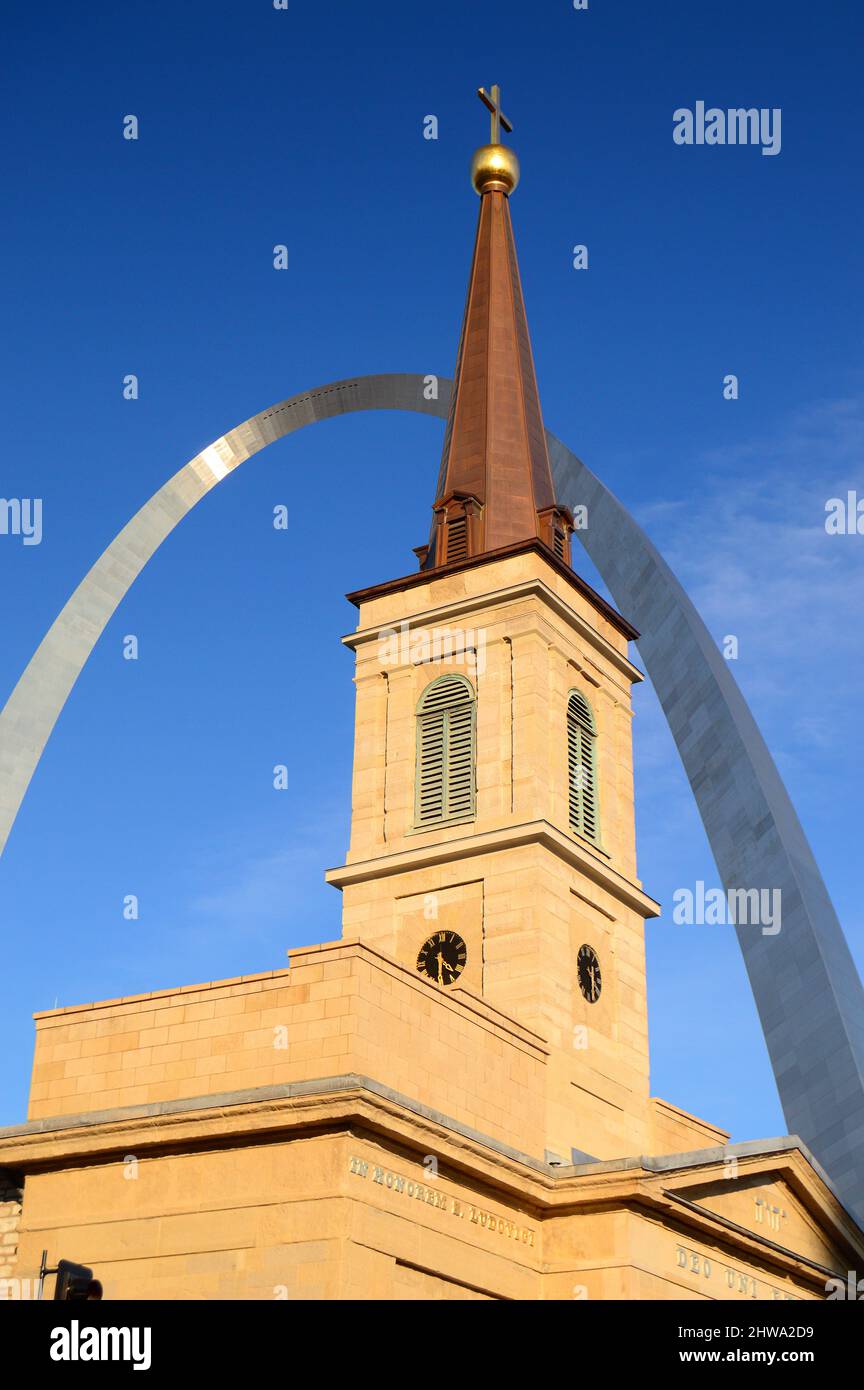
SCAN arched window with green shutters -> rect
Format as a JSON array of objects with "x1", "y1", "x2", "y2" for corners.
[
  {"x1": 568, "y1": 689, "x2": 600, "y2": 844},
  {"x1": 415, "y1": 674, "x2": 476, "y2": 827}
]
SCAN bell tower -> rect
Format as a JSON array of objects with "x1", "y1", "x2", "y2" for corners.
[{"x1": 326, "y1": 88, "x2": 661, "y2": 1160}]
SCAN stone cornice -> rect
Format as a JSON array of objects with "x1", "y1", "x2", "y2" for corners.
[
  {"x1": 342, "y1": 574, "x2": 643, "y2": 685},
  {"x1": 0, "y1": 1074, "x2": 859, "y2": 1282},
  {"x1": 346, "y1": 539, "x2": 640, "y2": 643},
  {"x1": 327, "y1": 818, "x2": 661, "y2": 919}
]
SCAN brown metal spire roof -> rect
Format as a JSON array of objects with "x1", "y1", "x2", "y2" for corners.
[{"x1": 424, "y1": 98, "x2": 573, "y2": 570}]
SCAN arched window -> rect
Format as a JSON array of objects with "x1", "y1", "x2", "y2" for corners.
[
  {"x1": 568, "y1": 690, "x2": 600, "y2": 844},
  {"x1": 415, "y1": 675, "x2": 476, "y2": 826}
]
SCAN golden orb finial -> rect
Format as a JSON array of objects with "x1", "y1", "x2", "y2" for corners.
[
  {"x1": 473, "y1": 85, "x2": 519, "y2": 196},
  {"x1": 471, "y1": 143, "x2": 521, "y2": 195}
]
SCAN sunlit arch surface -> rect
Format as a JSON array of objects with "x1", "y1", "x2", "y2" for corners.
[
  {"x1": 0, "y1": 376, "x2": 443, "y2": 859},
  {"x1": 1, "y1": 371, "x2": 862, "y2": 1224}
]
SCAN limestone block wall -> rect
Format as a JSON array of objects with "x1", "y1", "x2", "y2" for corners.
[
  {"x1": 15, "y1": 1132, "x2": 350, "y2": 1300},
  {"x1": 26, "y1": 941, "x2": 549, "y2": 1159},
  {"x1": 344, "y1": 549, "x2": 642, "y2": 879},
  {"x1": 0, "y1": 1171, "x2": 22, "y2": 1289},
  {"x1": 340, "y1": 839, "x2": 653, "y2": 1159},
  {"x1": 330, "y1": 546, "x2": 657, "y2": 1162},
  {"x1": 649, "y1": 1097, "x2": 729, "y2": 1156},
  {"x1": 11, "y1": 1130, "x2": 545, "y2": 1301},
  {"x1": 8, "y1": 1129, "x2": 843, "y2": 1301},
  {"x1": 24, "y1": 938, "x2": 725, "y2": 1180}
]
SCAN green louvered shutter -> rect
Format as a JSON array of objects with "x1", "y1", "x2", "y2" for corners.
[
  {"x1": 568, "y1": 690, "x2": 600, "y2": 844},
  {"x1": 417, "y1": 707, "x2": 446, "y2": 823},
  {"x1": 446, "y1": 697, "x2": 474, "y2": 818},
  {"x1": 416, "y1": 676, "x2": 476, "y2": 825}
]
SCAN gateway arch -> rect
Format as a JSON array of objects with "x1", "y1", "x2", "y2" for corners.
[{"x1": 1, "y1": 371, "x2": 862, "y2": 1224}]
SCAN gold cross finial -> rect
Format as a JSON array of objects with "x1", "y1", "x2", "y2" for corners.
[{"x1": 477, "y1": 85, "x2": 513, "y2": 145}]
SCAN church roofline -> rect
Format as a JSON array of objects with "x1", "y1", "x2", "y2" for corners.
[
  {"x1": 346, "y1": 536, "x2": 640, "y2": 642},
  {"x1": 560, "y1": 1134, "x2": 835, "y2": 1182},
  {"x1": 2, "y1": 1073, "x2": 859, "y2": 1254},
  {"x1": 0, "y1": 1077, "x2": 836, "y2": 1203}
]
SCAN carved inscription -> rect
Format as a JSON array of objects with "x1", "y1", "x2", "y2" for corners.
[{"x1": 348, "y1": 1155, "x2": 536, "y2": 1248}]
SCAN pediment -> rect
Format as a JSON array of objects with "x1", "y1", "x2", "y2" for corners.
[{"x1": 659, "y1": 1153, "x2": 862, "y2": 1275}]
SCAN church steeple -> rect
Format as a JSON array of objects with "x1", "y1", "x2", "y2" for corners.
[{"x1": 424, "y1": 86, "x2": 574, "y2": 570}]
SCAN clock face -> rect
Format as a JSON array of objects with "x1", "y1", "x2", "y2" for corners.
[
  {"x1": 577, "y1": 944, "x2": 602, "y2": 1003},
  {"x1": 417, "y1": 930, "x2": 467, "y2": 987}
]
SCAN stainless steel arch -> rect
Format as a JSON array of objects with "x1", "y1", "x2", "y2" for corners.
[
  {"x1": 0, "y1": 375, "x2": 443, "y2": 860},
  {"x1": 547, "y1": 433, "x2": 864, "y2": 1228},
  {"x1": 1, "y1": 371, "x2": 862, "y2": 1224}
]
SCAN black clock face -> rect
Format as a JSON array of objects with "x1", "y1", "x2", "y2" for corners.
[
  {"x1": 417, "y1": 931, "x2": 467, "y2": 987},
  {"x1": 577, "y1": 944, "x2": 602, "y2": 1003}
]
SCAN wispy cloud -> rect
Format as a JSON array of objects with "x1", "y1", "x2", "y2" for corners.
[
  {"x1": 632, "y1": 392, "x2": 864, "y2": 776},
  {"x1": 628, "y1": 388, "x2": 864, "y2": 978},
  {"x1": 186, "y1": 803, "x2": 345, "y2": 942}
]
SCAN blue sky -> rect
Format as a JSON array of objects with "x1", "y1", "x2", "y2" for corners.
[{"x1": 1, "y1": 0, "x2": 862, "y2": 1147}]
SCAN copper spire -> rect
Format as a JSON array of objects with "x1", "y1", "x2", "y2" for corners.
[{"x1": 424, "y1": 86, "x2": 573, "y2": 570}]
